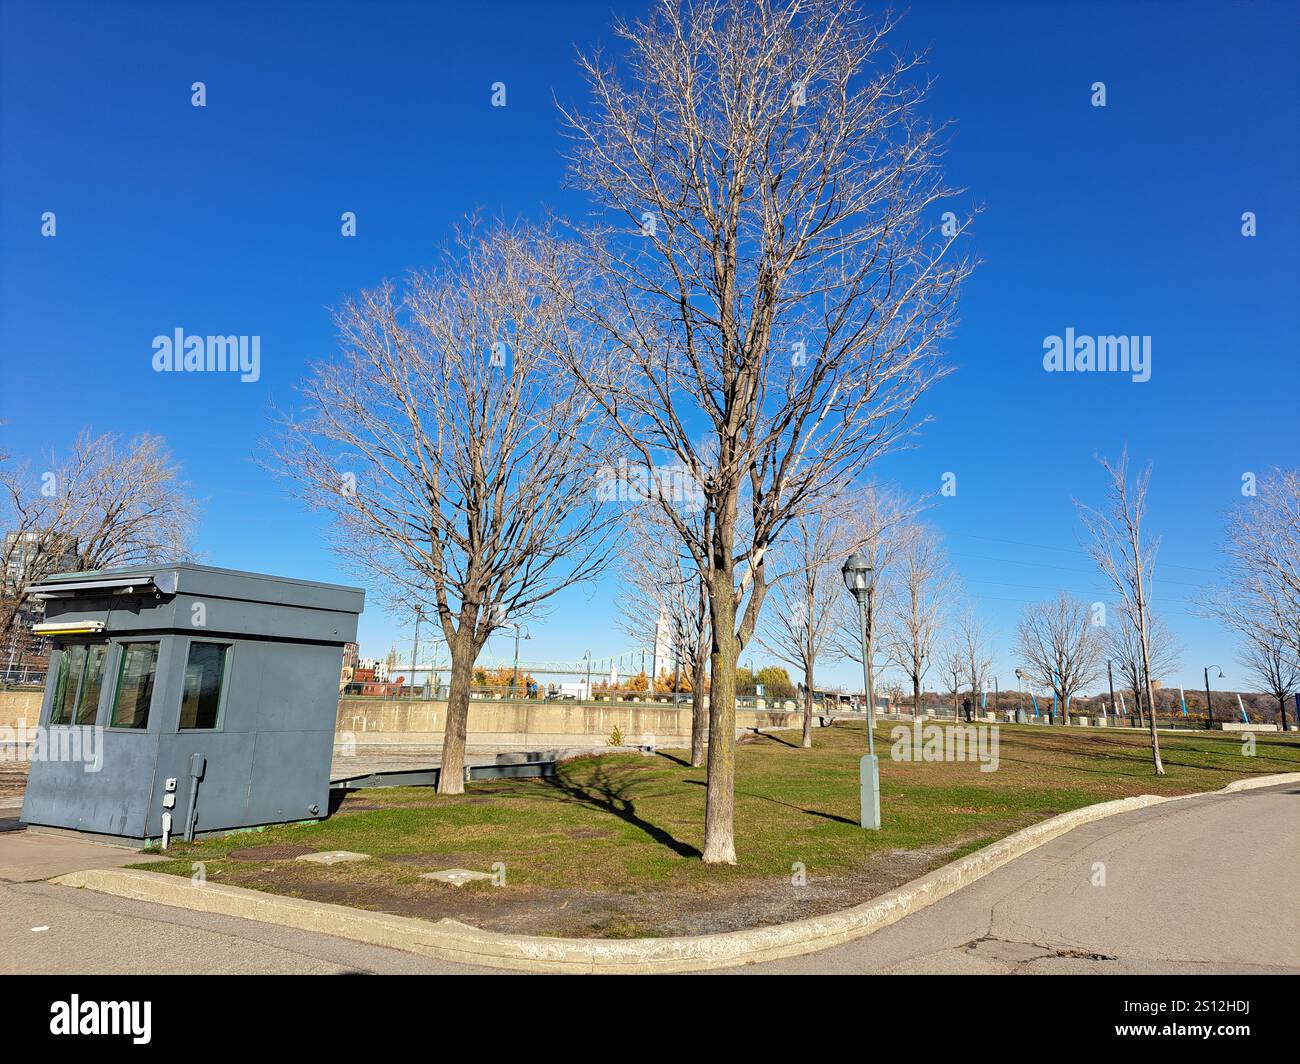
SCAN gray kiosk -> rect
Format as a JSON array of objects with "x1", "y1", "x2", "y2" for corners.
[{"x1": 21, "y1": 563, "x2": 364, "y2": 843}]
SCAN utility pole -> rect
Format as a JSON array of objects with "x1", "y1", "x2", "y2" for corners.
[
  {"x1": 409, "y1": 606, "x2": 422, "y2": 698},
  {"x1": 511, "y1": 625, "x2": 529, "y2": 697}
]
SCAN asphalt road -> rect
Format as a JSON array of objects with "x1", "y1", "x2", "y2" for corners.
[
  {"x1": 2, "y1": 783, "x2": 1295, "y2": 975},
  {"x1": 733, "y1": 781, "x2": 1300, "y2": 974}
]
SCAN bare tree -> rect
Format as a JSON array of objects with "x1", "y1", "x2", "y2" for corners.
[
  {"x1": 1076, "y1": 450, "x2": 1165, "y2": 773},
  {"x1": 1237, "y1": 632, "x2": 1299, "y2": 732},
  {"x1": 617, "y1": 507, "x2": 712, "y2": 765},
  {"x1": 1, "y1": 429, "x2": 196, "y2": 642},
  {"x1": 939, "y1": 640, "x2": 964, "y2": 718},
  {"x1": 552, "y1": 0, "x2": 974, "y2": 862},
  {"x1": 271, "y1": 222, "x2": 615, "y2": 794},
  {"x1": 1208, "y1": 468, "x2": 1300, "y2": 693},
  {"x1": 830, "y1": 485, "x2": 912, "y2": 723},
  {"x1": 755, "y1": 493, "x2": 871, "y2": 748},
  {"x1": 884, "y1": 523, "x2": 952, "y2": 721},
  {"x1": 1100, "y1": 603, "x2": 1180, "y2": 727},
  {"x1": 958, "y1": 611, "x2": 994, "y2": 720},
  {"x1": 1014, "y1": 592, "x2": 1102, "y2": 725}
]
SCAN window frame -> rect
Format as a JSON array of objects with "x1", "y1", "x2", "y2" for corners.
[
  {"x1": 45, "y1": 641, "x2": 110, "y2": 727},
  {"x1": 106, "y1": 639, "x2": 163, "y2": 731},
  {"x1": 176, "y1": 638, "x2": 233, "y2": 733}
]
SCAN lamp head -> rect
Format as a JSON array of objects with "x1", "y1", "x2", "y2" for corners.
[{"x1": 841, "y1": 553, "x2": 873, "y2": 599}]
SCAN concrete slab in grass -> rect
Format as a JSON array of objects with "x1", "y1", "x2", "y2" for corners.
[
  {"x1": 295, "y1": 851, "x2": 370, "y2": 865},
  {"x1": 421, "y1": 868, "x2": 492, "y2": 887}
]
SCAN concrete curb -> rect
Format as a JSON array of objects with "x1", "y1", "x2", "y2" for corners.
[{"x1": 50, "y1": 772, "x2": 1300, "y2": 974}]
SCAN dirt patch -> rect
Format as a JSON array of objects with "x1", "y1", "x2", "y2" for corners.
[
  {"x1": 226, "y1": 844, "x2": 317, "y2": 861},
  {"x1": 386, "y1": 852, "x2": 486, "y2": 868},
  {"x1": 206, "y1": 839, "x2": 966, "y2": 938}
]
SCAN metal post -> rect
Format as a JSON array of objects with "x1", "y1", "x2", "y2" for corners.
[
  {"x1": 864, "y1": 583, "x2": 877, "y2": 734},
  {"x1": 1204, "y1": 667, "x2": 1214, "y2": 730},
  {"x1": 584, "y1": 651, "x2": 592, "y2": 701},
  {"x1": 1107, "y1": 660, "x2": 1117, "y2": 721},
  {"x1": 857, "y1": 590, "x2": 879, "y2": 830}
]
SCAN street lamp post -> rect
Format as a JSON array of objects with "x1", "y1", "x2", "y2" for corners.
[
  {"x1": 1014, "y1": 668, "x2": 1026, "y2": 724},
  {"x1": 1203, "y1": 665, "x2": 1222, "y2": 730},
  {"x1": 842, "y1": 553, "x2": 879, "y2": 831},
  {"x1": 584, "y1": 650, "x2": 592, "y2": 702}
]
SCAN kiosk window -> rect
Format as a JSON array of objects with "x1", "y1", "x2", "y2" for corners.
[
  {"x1": 109, "y1": 643, "x2": 160, "y2": 729},
  {"x1": 49, "y1": 643, "x2": 108, "y2": 726},
  {"x1": 180, "y1": 642, "x2": 228, "y2": 729}
]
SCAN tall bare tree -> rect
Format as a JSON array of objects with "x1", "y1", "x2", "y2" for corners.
[
  {"x1": 1237, "y1": 632, "x2": 1299, "y2": 732},
  {"x1": 271, "y1": 222, "x2": 615, "y2": 794},
  {"x1": 1076, "y1": 450, "x2": 1165, "y2": 772},
  {"x1": 1014, "y1": 592, "x2": 1102, "y2": 724},
  {"x1": 1207, "y1": 468, "x2": 1300, "y2": 706},
  {"x1": 884, "y1": 523, "x2": 952, "y2": 721},
  {"x1": 552, "y1": 0, "x2": 974, "y2": 861},
  {"x1": 1, "y1": 429, "x2": 196, "y2": 642},
  {"x1": 617, "y1": 507, "x2": 712, "y2": 765},
  {"x1": 1100, "y1": 603, "x2": 1180, "y2": 727}
]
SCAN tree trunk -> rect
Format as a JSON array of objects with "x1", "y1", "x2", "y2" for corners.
[
  {"x1": 690, "y1": 655, "x2": 708, "y2": 767},
  {"x1": 1279, "y1": 695, "x2": 1290, "y2": 733},
  {"x1": 802, "y1": 658, "x2": 814, "y2": 748},
  {"x1": 912, "y1": 675, "x2": 922, "y2": 721},
  {"x1": 702, "y1": 568, "x2": 737, "y2": 864},
  {"x1": 436, "y1": 626, "x2": 475, "y2": 795},
  {"x1": 1137, "y1": 620, "x2": 1165, "y2": 775}
]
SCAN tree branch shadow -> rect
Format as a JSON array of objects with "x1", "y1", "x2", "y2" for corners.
[{"x1": 543, "y1": 762, "x2": 701, "y2": 858}]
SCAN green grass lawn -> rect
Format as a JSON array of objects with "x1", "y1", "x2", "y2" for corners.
[{"x1": 137, "y1": 722, "x2": 1300, "y2": 937}]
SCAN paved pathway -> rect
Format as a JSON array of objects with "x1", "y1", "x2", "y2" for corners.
[{"x1": 732, "y1": 782, "x2": 1299, "y2": 974}]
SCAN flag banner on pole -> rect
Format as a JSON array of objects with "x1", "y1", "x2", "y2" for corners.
[
  {"x1": 1030, "y1": 691, "x2": 1040, "y2": 717},
  {"x1": 1179, "y1": 685, "x2": 1188, "y2": 716},
  {"x1": 1052, "y1": 690, "x2": 1058, "y2": 722},
  {"x1": 980, "y1": 685, "x2": 986, "y2": 710},
  {"x1": 1237, "y1": 693, "x2": 1248, "y2": 723},
  {"x1": 1118, "y1": 691, "x2": 1127, "y2": 716}
]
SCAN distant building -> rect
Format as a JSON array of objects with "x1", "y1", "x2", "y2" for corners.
[
  {"x1": 357, "y1": 656, "x2": 388, "y2": 682},
  {"x1": 2, "y1": 530, "x2": 78, "y2": 677},
  {"x1": 339, "y1": 641, "x2": 360, "y2": 689}
]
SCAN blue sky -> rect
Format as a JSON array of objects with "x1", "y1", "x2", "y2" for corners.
[{"x1": 2, "y1": 0, "x2": 1296, "y2": 693}]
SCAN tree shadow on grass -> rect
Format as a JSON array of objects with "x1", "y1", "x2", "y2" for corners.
[
  {"x1": 654, "y1": 750, "x2": 692, "y2": 768},
  {"x1": 681, "y1": 779, "x2": 857, "y2": 826},
  {"x1": 747, "y1": 731, "x2": 800, "y2": 749},
  {"x1": 543, "y1": 762, "x2": 701, "y2": 858}
]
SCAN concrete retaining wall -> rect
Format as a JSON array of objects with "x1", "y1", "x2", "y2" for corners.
[
  {"x1": 336, "y1": 696, "x2": 803, "y2": 749},
  {"x1": 0, "y1": 690, "x2": 42, "y2": 729}
]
